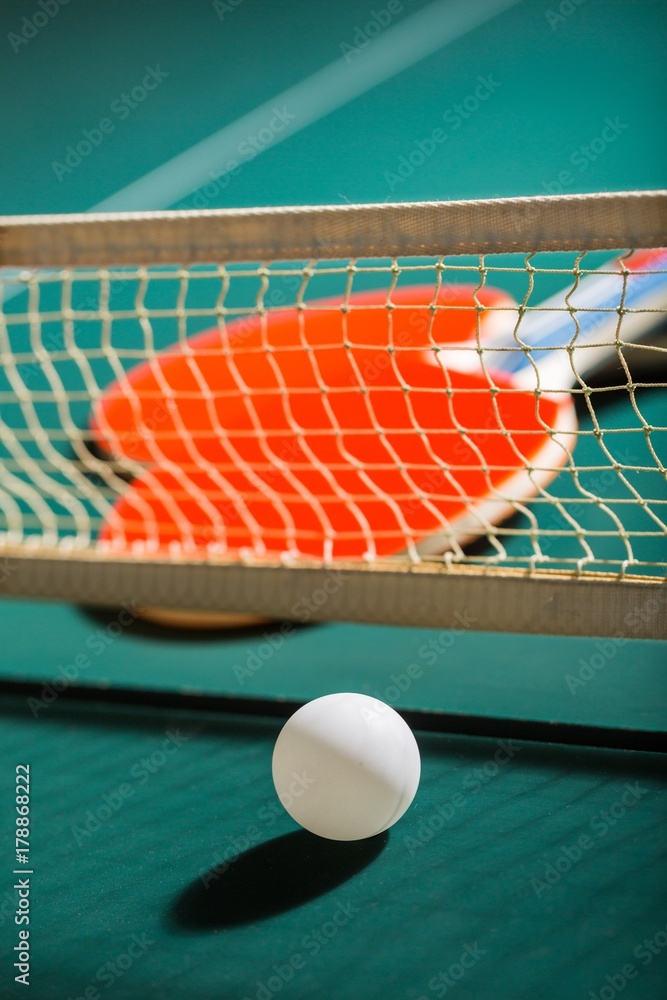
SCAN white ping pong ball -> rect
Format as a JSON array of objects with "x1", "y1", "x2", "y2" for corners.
[{"x1": 272, "y1": 692, "x2": 421, "y2": 841}]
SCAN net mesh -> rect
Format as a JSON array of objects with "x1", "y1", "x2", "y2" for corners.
[{"x1": 1, "y1": 244, "x2": 665, "y2": 579}]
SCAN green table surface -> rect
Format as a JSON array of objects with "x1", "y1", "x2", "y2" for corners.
[
  {"x1": 0, "y1": 0, "x2": 665, "y2": 997},
  {"x1": 1, "y1": 695, "x2": 666, "y2": 1000}
]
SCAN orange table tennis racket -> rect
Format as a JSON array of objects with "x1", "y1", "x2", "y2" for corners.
[
  {"x1": 92, "y1": 283, "x2": 522, "y2": 560},
  {"x1": 91, "y1": 259, "x2": 666, "y2": 562}
]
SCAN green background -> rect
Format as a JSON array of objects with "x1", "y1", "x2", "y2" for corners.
[{"x1": 0, "y1": 0, "x2": 665, "y2": 997}]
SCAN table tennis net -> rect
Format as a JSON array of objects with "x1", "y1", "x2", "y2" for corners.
[{"x1": 0, "y1": 193, "x2": 665, "y2": 636}]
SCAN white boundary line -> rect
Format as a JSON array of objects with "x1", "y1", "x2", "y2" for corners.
[{"x1": 92, "y1": 0, "x2": 520, "y2": 212}]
